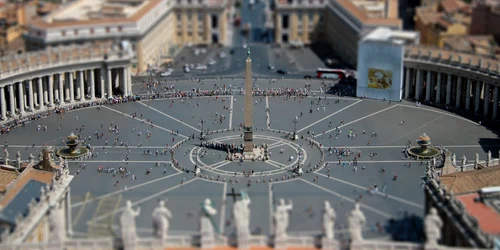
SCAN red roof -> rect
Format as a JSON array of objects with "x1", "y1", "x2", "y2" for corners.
[{"x1": 456, "y1": 193, "x2": 500, "y2": 235}]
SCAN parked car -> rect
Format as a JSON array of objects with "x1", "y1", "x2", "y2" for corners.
[
  {"x1": 268, "y1": 65, "x2": 275, "y2": 70},
  {"x1": 276, "y1": 69, "x2": 287, "y2": 75}
]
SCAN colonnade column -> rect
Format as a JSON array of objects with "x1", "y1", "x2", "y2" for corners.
[
  {"x1": 425, "y1": 71, "x2": 431, "y2": 101},
  {"x1": 0, "y1": 87, "x2": 6, "y2": 119},
  {"x1": 90, "y1": 69, "x2": 96, "y2": 100},
  {"x1": 415, "y1": 70, "x2": 422, "y2": 100},
  {"x1": 100, "y1": 70, "x2": 105, "y2": 99},
  {"x1": 8, "y1": 85, "x2": 15, "y2": 115},
  {"x1": 38, "y1": 78, "x2": 44, "y2": 109},
  {"x1": 127, "y1": 66, "x2": 132, "y2": 95},
  {"x1": 492, "y1": 86, "x2": 499, "y2": 120},
  {"x1": 107, "y1": 69, "x2": 113, "y2": 98},
  {"x1": 491, "y1": 86, "x2": 498, "y2": 120},
  {"x1": 474, "y1": 81, "x2": 481, "y2": 113},
  {"x1": 28, "y1": 80, "x2": 34, "y2": 111},
  {"x1": 122, "y1": 67, "x2": 129, "y2": 97},
  {"x1": 465, "y1": 79, "x2": 471, "y2": 110},
  {"x1": 484, "y1": 84, "x2": 490, "y2": 116},
  {"x1": 455, "y1": 77, "x2": 462, "y2": 108},
  {"x1": 404, "y1": 67, "x2": 410, "y2": 99},
  {"x1": 436, "y1": 72, "x2": 441, "y2": 104},
  {"x1": 18, "y1": 82, "x2": 25, "y2": 114},
  {"x1": 58, "y1": 74, "x2": 64, "y2": 104},
  {"x1": 445, "y1": 74, "x2": 452, "y2": 105},
  {"x1": 79, "y1": 71, "x2": 85, "y2": 100},
  {"x1": 69, "y1": 72, "x2": 75, "y2": 103},
  {"x1": 48, "y1": 75, "x2": 54, "y2": 106}
]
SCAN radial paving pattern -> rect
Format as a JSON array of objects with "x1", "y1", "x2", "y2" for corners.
[{"x1": 2, "y1": 79, "x2": 498, "y2": 240}]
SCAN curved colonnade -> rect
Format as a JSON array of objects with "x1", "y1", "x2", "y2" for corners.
[
  {"x1": 0, "y1": 43, "x2": 131, "y2": 122},
  {"x1": 403, "y1": 45, "x2": 500, "y2": 121},
  {"x1": 1, "y1": 44, "x2": 499, "y2": 125}
]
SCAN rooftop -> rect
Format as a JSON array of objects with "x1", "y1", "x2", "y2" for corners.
[
  {"x1": 442, "y1": 35, "x2": 498, "y2": 57},
  {"x1": 0, "y1": 168, "x2": 19, "y2": 194},
  {"x1": 456, "y1": 192, "x2": 500, "y2": 235},
  {"x1": 361, "y1": 27, "x2": 419, "y2": 45},
  {"x1": 276, "y1": 0, "x2": 401, "y2": 27},
  {"x1": 47, "y1": 0, "x2": 147, "y2": 22},
  {"x1": 0, "y1": 166, "x2": 55, "y2": 208},
  {"x1": 439, "y1": 164, "x2": 500, "y2": 195}
]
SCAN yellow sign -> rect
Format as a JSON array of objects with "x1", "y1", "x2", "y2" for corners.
[{"x1": 368, "y1": 68, "x2": 392, "y2": 89}]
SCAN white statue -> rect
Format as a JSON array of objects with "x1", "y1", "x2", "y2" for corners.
[
  {"x1": 120, "y1": 200, "x2": 141, "y2": 249},
  {"x1": 451, "y1": 153, "x2": 456, "y2": 166},
  {"x1": 475, "y1": 153, "x2": 479, "y2": 164},
  {"x1": 487, "y1": 151, "x2": 492, "y2": 164},
  {"x1": 424, "y1": 207, "x2": 443, "y2": 246},
  {"x1": 16, "y1": 151, "x2": 21, "y2": 168},
  {"x1": 273, "y1": 198, "x2": 293, "y2": 238},
  {"x1": 461, "y1": 155, "x2": 466, "y2": 167},
  {"x1": 347, "y1": 203, "x2": 366, "y2": 242},
  {"x1": 3, "y1": 148, "x2": 9, "y2": 165},
  {"x1": 48, "y1": 201, "x2": 66, "y2": 241},
  {"x1": 200, "y1": 198, "x2": 218, "y2": 238},
  {"x1": 233, "y1": 191, "x2": 251, "y2": 238},
  {"x1": 432, "y1": 157, "x2": 436, "y2": 168},
  {"x1": 322, "y1": 201, "x2": 336, "y2": 240},
  {"x1": 152, "y1": 199, "x2": 172, "y2": 241},
  {"x1": 29, "y1": 153, "x2": 34, "y2": 164}
]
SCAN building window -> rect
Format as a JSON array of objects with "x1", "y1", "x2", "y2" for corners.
[
  {"x1": 188, "y1": 31, "x2": 193, "y2": 36},
  {"x1": 177, "y1": 13, "x2": 182, "y2": 21},
  {"x1": 177, "y1": 31, "x2": 182, "y2": 37},
  {"x1": 309, "y1": 13, "x2": 314, "y2": 23},
  {"x1": 282, "y1": 15, "x2": 289, "y2": 29},
  {"x1": 106, "y1": 27, "x2": 110, "y2": 33},
  {"x1": 118, "y1": 26, "x2": 123, "y2": 32},
  {"x1": 211, "y1": 15, "x2": 218, "y2": 28},
  {"x1": 37, "y1": 31, "x2": 42, "y2": 36},
  {"x1": 90, "y1": 28, "x2": 94, "y2": 34},
  {"x1": 61, "y1": 30, "x2": 66, "y2": 36},
  {"x1": 74, "y1": 29, "x2": 78, "y2": 35},
  {"x1": 198, "y1": 13, "x2": 204, "y2": 23},
  {"x1": 198, "y1": 0, "x2": 203, "y2": 3}
]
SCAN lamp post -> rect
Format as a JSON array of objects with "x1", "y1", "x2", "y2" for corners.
[
  {"x1": 199, "y1": 117, "x2": 206, "y2": 138},
  {"x1": 292, "y1": 116, "x2": 299, "y2": 140}
]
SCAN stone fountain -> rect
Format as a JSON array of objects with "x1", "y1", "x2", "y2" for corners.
[
  {"x1": 407, "y1": 133, "x2": 441, "y2": 159},
  {"x1": 56, "y1": 133, "x2": 89, "y2": 159}
]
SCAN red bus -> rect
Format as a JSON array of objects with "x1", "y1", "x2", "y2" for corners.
[{"x1": 316, "y1": 68, "x2": 346, "y2": 79}]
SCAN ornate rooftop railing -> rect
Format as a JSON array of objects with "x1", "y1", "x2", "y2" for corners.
[{"x1": 0, "y1": 43, "x2": 131, "y2": 80}]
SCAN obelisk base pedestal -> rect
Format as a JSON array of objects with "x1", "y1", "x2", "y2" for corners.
[{"x1": 240, "y1": 148, "x2": 265, "y2": 161}]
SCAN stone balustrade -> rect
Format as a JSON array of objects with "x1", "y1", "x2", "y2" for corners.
[{"x1": 0, "y1": 43, "x2": 129, "y2": 80}]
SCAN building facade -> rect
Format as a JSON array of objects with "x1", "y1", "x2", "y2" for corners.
[
  {"x1": 23, "y1": 0, "x2": 229, "y2": 73},
  {"x1": 356, "y1": 28, "x2": 419, "y2": 101},
  {"x1": 470, "y1": 0, "x2": 500, "y2": 44},
  {"x1": 274, "y1": 0, "x2": 402, "y2": 67}
]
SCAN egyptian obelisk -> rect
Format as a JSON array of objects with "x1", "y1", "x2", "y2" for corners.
[{"x1": 243, "y1": 48, "x2": 253, "y2": 153}]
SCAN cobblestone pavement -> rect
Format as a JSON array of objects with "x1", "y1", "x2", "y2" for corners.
[{"x1": 3, "y1": 79, "x2": 498, "y2": 240}]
